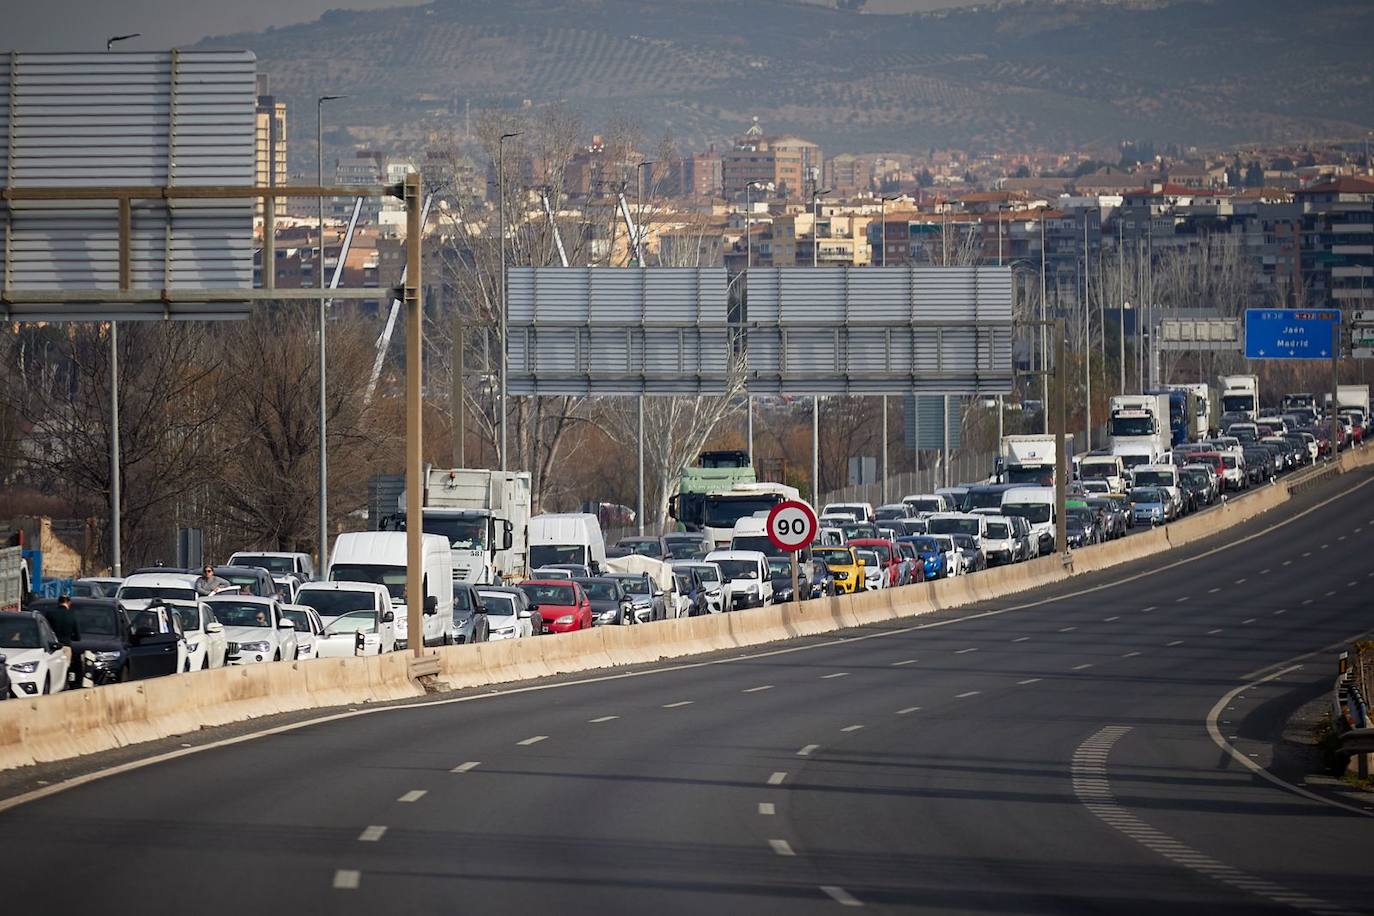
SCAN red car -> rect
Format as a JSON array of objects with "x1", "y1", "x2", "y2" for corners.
[
  {"x1": 517, "y1": 580, "x2": 593, "y2": 633},
  {"x1": 849, "y1": 538, "x2": 902, "y2": 587}
]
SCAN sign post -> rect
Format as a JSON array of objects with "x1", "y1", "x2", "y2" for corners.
[{"x1": 766, "y1": 500, "x2": 819, "y2": 608}]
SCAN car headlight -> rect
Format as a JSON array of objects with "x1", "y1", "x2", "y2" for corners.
[
  {"x1": 495, "y1": 626, "x2": 516, "y2": 636},
  {"x1": 556, "y1": 615, "x2": 574, "y2": 625},
  {"x1": 185, "y1": 642, "x2": 200, "y2": 654},
  {"x1": 10, "y1": 661, "x2": 39, "y2": 674},
  {"x1": 597, "y1": 610, "x2": 618, "y2": 622},
  {"x1": 239, "y1": 641, "x2": 271, "y2": 654},
  {"x1": 833, "y1": 571, "x2": 847, "y2": 580}
]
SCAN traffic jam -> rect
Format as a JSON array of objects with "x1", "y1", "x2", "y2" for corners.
[{"x1": 1, "y1": 379, "x2": 1366, "y2": 698}]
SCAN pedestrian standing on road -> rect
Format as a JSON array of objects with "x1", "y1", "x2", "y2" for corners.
[{"x1": 194, "y1": 565, "x2": 229, "y2": 596}]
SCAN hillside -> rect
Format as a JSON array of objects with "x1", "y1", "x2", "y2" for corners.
[{"x1": 197, "y1": 0, "x2": 1374, "y2": 157}]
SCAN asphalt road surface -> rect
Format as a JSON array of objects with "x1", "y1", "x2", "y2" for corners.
[{"x1": 4, "y1": 470, "x2": 1374, "y2": 915}]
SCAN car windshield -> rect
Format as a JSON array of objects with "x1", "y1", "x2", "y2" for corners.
[
  {"x1": 1222, "y1": 455, "x2": 1238, "y2": 468},
  {"x1": 479, "y1": 594, "x2": 516, "y2": 616},
  {"x1": 704, "y1": 497, "x2": 779, "y2": 528},
  {"x1": 1133, "y1": 471, "x2": 1174, "y2": 488},
  {"x1": 620, "y1": 540, "x2": 662, "y2": 557},
  {"x1": 665, "y1": 541, "x2": 702, "y2": 559},
  {"x1": 577, "y1": 581, "x2": 621, "y2": 601},
  {"x1": 732, "y1": 535, "x2": 786, "y2": 557},
  {"x1": 616, "y1": 577, "x2": 651, "y2": 596},
  {"x1": 1181, "y1": 471, "x2": 1208, "y2": 486},
  {"x1": 855, "y1": 549, "x2": 879, "y2": 566},
  {"x1": 330, "y1": 564, "x2": 406, "y2": 601},
  {"x1": 953, "y1": 534, "x2": 977, "y2": 550},
  {"x1": 73, "y1": 606, "x2": 119, "y2": 637},
  {"x1": 231, "y1": 555, "x2": 294, "y2": 573},
  {"x1": 1002, "y1": 502, "x2": 1051, "y2": 524},
  {"x1": 0, "y1": 617, "x2": 42, "y2": 648},
  {"x1": 863, "y1": 544, "x2": 892, "y2": 563},
  {"x1": 1080, "y1": 463, "x2": 1117, "y2": 480},
  {"x1": 814, "y1": 548, "x2": 855, "y2": 565},
  {"x1": 905, "y1": 498, "x2": 943, "y2": 514},
  {"x1": 220, "y1": 573, "x2": 262, "y2": 589},
  {"x1": 71, "y1": 581, "x2": 114, "y2": 598},
  {"x1": 714, "y1": 560, "x2": 760, "y2": 580},
  {"x1": 296, "y1": 590, "x2": 376, "y2": 616},
  {"x1": 519, "y1": 583, "x2": 576, "y2": 605},
  {"x1": 1067, "y1": 509, "x2": 1095, "y2": 523},
  {"x1": 907, "y1": 537, "x2": 941, "y2": 553},
  {"x1": 766, "y1": 558, "x2": 793, "y2": 577},
  {"x1": 208, "y1": 602, "x2": 273, "y2": 627},
  {"x1": 962, "y1": 489, "x2": 1009, "y2": 510},
  {"x1": 118, "y1": 586, "x2": 196, "y2": 602},
  {"x1": 875, "y1": 507, "x2": 907, "y2": 520},
  {"x1": 421, "y1": 515, "x2": 487, "y2": 550},
  {"x1": 840, "y1": 522, "x2": 878, "y2": 540},
  {"x1": 985, "y1": 521, "x2": 1011, "y2": 538},
  {"x1": 169, "y1": 604, "x2": 200, "y2": 632},
  {"x1": 691, "y1": 565, "x2": 721, "y2": 584},
  {"x1": 529, "y1": 545, "x2": 585, "y2": 568},
  {"x1": 927, "y1": 517, "x2": 981, "y2": 536},
  {"x1": 322, "y1": 611, "x2": 376, "y2": 636},
  {"x1": 1129, "y1": 488, "x2": 1162, "y2": 504},
  {"x1": 282, "y1": 609, "x2": 311, "y2": 631}
]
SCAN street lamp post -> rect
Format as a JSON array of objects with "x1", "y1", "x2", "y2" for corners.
[
  {"x1": 497, "y1": 131, "x2": 521, "y2": 472},
  {"x1": 744, "y1": 180, "x2": 766, "y2": 462},
  {"x1": 316, "y1": 94, "x2": 344, "y2": 572},
  {"x1": 810, "y1": 187, "x2": 830, "y2": 505},
  {"x1": 878, "y1": 195, "x2": 899, "y2": 505},
  {"x1": 635, "y1": 160, "x2": 654, "y2": 535}
]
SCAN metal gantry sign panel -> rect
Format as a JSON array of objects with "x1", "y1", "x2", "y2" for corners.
[
  {"x1": 1, "y1": 51, "x2": 257, "y2": 320},
  {"x1": 1157, "y1": 317, "x2": 1241, "y2": 351},
  {"x1": 507, "y1": 267, "x2": 733, "y2": 395},
  {"x1": 745, "y1": 267, "x2": 1014, "y2": 396},
  {"x1": 1244, "y1": 308, "x2": 1340, "y2": 360}
]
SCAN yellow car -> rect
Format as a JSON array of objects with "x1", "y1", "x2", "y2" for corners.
[{"x1": 814, "y1": 546, "x2": 863, "y2": 595}]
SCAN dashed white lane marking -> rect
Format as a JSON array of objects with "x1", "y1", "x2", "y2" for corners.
[
  {"x1": 1274, "y1": 609, "x2": 1287, "y2": 615},
  {"x1": 797, "y1": 744, "x2": 820, "y2": 757},
  {"x1": 1321, "y1": 544, "x2": 1330, "y2": 550},
  {"x1": 358, "y1": 825, "x2": 387, "y2": 842},
  {"x1": 333, "y1": 869, "x2": 361, "y2": 890},
  {"x1": 1302, "y1": 551, "x2": 1312, "y2": 557},
  {"x1": 1234, "y1": 578, "x2": 1247, "y2": 585},
  {"x1": 1260, "y1": 568, "x2": 1271, "y2": 575},
  {"x1": 1303, "y1": 598, "x2": 1314, "y2": 605},
  {"x1": 517, "y1": 735, "x2": 548, "y2": 746},
  {"x1": 1348, "y1": 581, "x2": 1359, "y2": 588},
  {"x1": 397, "y1": 790, "x2": 427, "y2": 803},
  {"x1": 1103, "y1": 616, "x2": 1120, "y2": 622},
  {"x1": 662, "y1": 701, "x2": 694, "y2": 708},
  {"x1": 742, "y1": 685, "x2": 774, "y2": 693},
  {"x1": 770, "y1": 839, "x2": 796, "y2": 857},
  {"x1": 821, "y1": 672, "x2": 850, "y2": 679},
  {"x1": 1059, "y1": 626, "x2": 1078, "y2": 632},
  {"x1": 1324, "y1": 591, "x2": 1336, "y2": 598},
  {"x1": 890, "y1": 659, "x2": 918, "y2": 666},
  {"x1": 841, "y1": 725, "x2": 864, "y2": 733},
  {"x1": 451, "y1": 761, "x2": 480, "y2": 773},
  {"x1": 1122, "y1": 651, "x2": 1142, "y2": 658},
  {"x1": 1283, "y1": 560, "x2": 1293, "y2": 566},
  {"x1": 589, "y1": 716, "x2": 619, "y2": 723},
  {"x1": 1208, "y1": 629, "x2": 1224, "y2": 635},
  {"x1": 955, "y1": 690, "x2": 981, "y2": 698},
  {"x1": 758, "y1": 803, "x2": 775, "y2": 815},
  {"x1": 1074, "y1": 726, "x2": 1356, "y2": 916},
  {"x1": 820, "y1": 885, "x2": 864, "y2": 907},
  {"x1": 896, "y1": 706, "x2": 922, "y2": 714},
  {"x1": 1167, "y1": 640, "x2": 1185, "y2": 647},
  {"x1": 1142, "y1": 606, "x2": 1157, "y2": 612},
  {"x1": 1017, "y1": 678, "x2": 1042, "y2": 685},
  {"x1": 1012, "y1": 636, "x2": 1031, "y2": 643},
  {"x1": 955, "y1": 647, "x2": 979, "y2": 654},
  {"x1": 1242, "y1": 618, "x2": 1257, "y2": 625},
  {"x1": 1072, "y1": 663, "x2": 1094, "y2": 671},
  {"x1": 1338, "y1": 535, "x2": 1347, "y2": 541},
  {"x1": 768, "y1": 771, "x2": 788, "y2": 785},
  {"x1": 1175, "y1": 596, "x2": 1190, "y2": 603},
  {"x1": 1207, "y1": 587, "x2": 1221, "y2": 593}
]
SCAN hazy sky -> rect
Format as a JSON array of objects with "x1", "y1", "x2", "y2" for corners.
[{"x1": 4, "y1": 0, "x2": 993, "y2": 52}]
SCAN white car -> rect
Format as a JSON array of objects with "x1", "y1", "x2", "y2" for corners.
[
  {"x1": 0, "y1": 612, "x2": 70, "y2": 697},
  {"x1": 854, "y1": 548, "x2": 886, "y2": 590},
  {"x1": 164, "y1": 599, "x2": 228, "y2": 671},
  {"x1": 280, "y1": 605, "x2": 324, "y2": 660},
  {"x1": 929, "y1": 534, "x2": 964, "y2": 576},
  {"x1": 294, "y1": 581, "x2": 394, "y2": 628},
  {"x1": 671, "y1": 561, "x2": 730, "y2": 614},
  {"x1": 316, "y1": 608, "x2": 397, "y2": 658},
  {"x1": 206, "y1": 596, "x2": 299, "y2": 664},
  {"x1": 703, "y1": 550, "x2": 771, "y2": 610},
  {"x1": 272, "y1": 575, "x2": 301, "y2": 604},
  {"x1": 476, "y1": 589, "x2": 534, "y2": 640},
  {"x1": 115, "y1": 573, "x2": 200, "y2": 613}
]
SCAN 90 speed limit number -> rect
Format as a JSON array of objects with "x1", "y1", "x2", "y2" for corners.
[{"x1": 766, "y1": 500, "x2": 819, "y2": 553}]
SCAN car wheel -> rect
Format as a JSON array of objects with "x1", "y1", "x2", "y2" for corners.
[
  {"x1": 183, "y1": 660, "x2": 191, "y2": 673},
  {"x1": 443, "y1": 632, "x2": 454, "y2": 646},
  {"x1": 41, "y1": 674, "x2": 50, "y2": 695},
  {"x1": 273, "y1": 650, "x2": 281, "y2": 662},
  {"x1": 201, "y1": 654, "x2": 209, "y2": 670}
]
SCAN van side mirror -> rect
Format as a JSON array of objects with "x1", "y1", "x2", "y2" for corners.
[
  {"x1": 501, "y1": 520, "x2": 514, "y2": 552},
  {"x1": 381, "y1": 610, "x2": 395, "y2": 624},
  {"x1": 424, "y1": 596, "x2": 438, "y2": 615}
]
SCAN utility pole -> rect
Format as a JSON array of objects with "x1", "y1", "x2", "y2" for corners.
[
  {"x1": 403, "y1": 172, "x2": 425, "y2": 659},
  {"x1": 1083, "y1": 213, "x2": 1092, "y2": 450},
  {"x1": 1041, "y1": 216, "x2": 1049, "y2": 435},
  {"x1": 1055, "y1": 318, "x2": 1068, "y2": 560},
  {"x1": 498, "y1": 131, "x2": 521, "y2": 471},
  {"x1": 1118, "y1": 219, "x2": 1125, "y2": 395},
  {"x1": 317, "y1": 94, "x2": 344, "y2": 573}
]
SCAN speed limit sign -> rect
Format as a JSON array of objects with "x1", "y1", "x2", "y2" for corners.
[{"x1": 766, "y1": 500, "x2": 818, "y2": 553}]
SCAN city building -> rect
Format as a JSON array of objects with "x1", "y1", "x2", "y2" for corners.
[{"x1": 254, "y1": 74, "x2": 286, "y2": 218}]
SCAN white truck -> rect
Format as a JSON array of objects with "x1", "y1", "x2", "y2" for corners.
[
  {"x1": 1335, "y1": 384, "x2": 1371, "y2": 433},
  {"x1": 998, "y1": 434, "x2": 1073, "y2": 487},
  {"x1": 1171, "y1": 383, "x2": 1212, "y2": 438},
  {"x1": 1219, "y1": 374, "x2": 1259, "y2": 422},
  {"x1": 1078, "y1": 454, "x2": 1126, "y2": 493},
  {"x1": 1107, "y1": 394, "x2": 1171, "y2": 470},
  {"x1": 399, "y1": 468, "x2": 532, "y2": 585},
  {"x1": 0, "y1": 542, "x2": 31, "y2": 613}
]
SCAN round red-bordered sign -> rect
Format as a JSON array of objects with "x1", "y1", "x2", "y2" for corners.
[{"x1": 766, "y1": 500, "x2": 819, "y2": 553}]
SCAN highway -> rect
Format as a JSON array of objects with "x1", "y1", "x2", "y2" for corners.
[{"x1": 4, "y1": 470, "x2": 1374, "y2": 915}]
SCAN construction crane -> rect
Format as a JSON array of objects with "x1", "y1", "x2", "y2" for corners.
[
  {"x1": 540, "y1": 190, "x2": 569, "y2": 268},
  {"x1": 364, "y1": 192, "x2": 436, "y2": 405}
]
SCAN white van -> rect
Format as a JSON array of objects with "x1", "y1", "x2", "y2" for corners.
[
  {"x1": 821, "y1": 502, "x2": 874, "y2": 523},
  {"x1": 704, "y1": 549, "x2": 770, "y2": 610},
  {"x1": 1078, "y1": 455, "x2": 1126, "y2": 494},
  {"x1": 730, "y1": 514, "x2": 784, "y2": 557},
  {"x1": 901, "y1": 493, "x2": 950, "y2": 517},
  {"x1": 1131, "y1": 464, "x2": 1183, "y2": 516},
  {"x1": 924, "y1": 512, "x2": 989, "y2": 548},
  {"x1": 328, "y1": 532, "x2": 453, "y2": 649},
  {"x1": 528, "y1": 513, "x2": 608, "y2": 575},
  {"x1": 999, "y1": 487, "x2": 1057, "y2": 554}
]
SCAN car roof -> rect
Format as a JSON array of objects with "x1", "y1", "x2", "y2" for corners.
[
  {"x1": 705, "y1": 549, "x2": 767, "y2": 561},
  {"x1": 204, "y1": 594, "x2": 275, "y2": 605},
  {"x1": 119, "y1": 573, "x2": 198, "y2": 587}
]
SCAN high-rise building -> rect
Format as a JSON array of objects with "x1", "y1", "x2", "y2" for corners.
[
  {"x1": 721, "y1": 120, "x2": 809, "y2": 199},
  {"x1": 254, "y1": 74, "x2": 287, "y2": 218}
]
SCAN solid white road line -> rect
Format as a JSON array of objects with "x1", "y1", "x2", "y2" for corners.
[
  {"x1": 821, "y1": 672, "x2": 850, "y2": 679},
  {"x1": 758, "y1": 803, "x2": 775, "y2": 815},
  {"x1": 332, "y1": 870, "x2": 361, "y2": 890},
  {"x1": 820, "y1": 885, "x2": 864, "y2": 907},
  {"x1": 896, "y1": 706, "x2": 922, "y2": 714},
  {"x1": 397, "y1": 790, "x2": 427, "y2": 803},
  {"x1": 517, "y1": 735, "x2": 548, "y2": 746},
  {"x1": 358, "y1": 825, "x2": 387, "y2": 842},
  {"x1": 955, "y1": 690, "x2": 980, "y2": 698},
  {"x1": 742, "y1": 685, "x2": 774, "y2": 693},
  {"x1": 770, "y1": 839, "x2": 796, "y2": 857},
  {"x1": 662, "y1": 701, "x2": 694, "y2": 708},
  {"x1": 841, "y1": 725, "x2": 864, "y2": 733},
  {"x1": 768, "y1": 771, "x2": 788, "y2": 785},
  {"x1": 450, "y1": 761, "x2": 480, "y2": 773},
  {"x1": 589, "y1": 716, "x2": 619, "y2": 723},
  {"x1": 1017, "y1": 678, "x2": 1041, "y2": 685},
  {"x1": 797, "y1": 745, "x2": 820, "y2": 757}
]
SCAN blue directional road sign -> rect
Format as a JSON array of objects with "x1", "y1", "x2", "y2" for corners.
[{"x1": 1244, "y1": 308, "x2": 1340, "y2": 360}]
